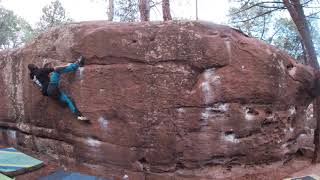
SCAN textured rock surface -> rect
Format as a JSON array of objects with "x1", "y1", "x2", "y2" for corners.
[{"x1": 0, "y1": 21, "x2": 317, "y2": 179}]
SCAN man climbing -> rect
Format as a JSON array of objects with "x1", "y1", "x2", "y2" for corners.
[{"x1": 28, "y1": 56, "x2": 89, "y2": 121}]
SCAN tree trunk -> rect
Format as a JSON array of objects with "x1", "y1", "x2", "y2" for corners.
[
  {"x1": 314, "y1": 98, "x2": 320, "y2": 163},
  {"x1": 283, "y1": 0, "x2": 318, "y2": 68},
  {"x1": 283, "y1": 0, "x2": 320, "y2": 162},
  {"x1": 108, "y1": 0, "x2": 114, "y2": 21},
  {"x1": 196, "y1": 0, "x2": 198, "y2": 20},
  {"x1": 299, "y1": 38, "x2": 308, "y2": 65},
  {"x1": 139, "y1": 0, "x2": 150, "y2": 21},
  {"x1": 162, "y1": 0, "x2": 172, "y2": 21}
]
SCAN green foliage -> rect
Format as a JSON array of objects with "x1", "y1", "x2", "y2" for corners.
[
  {"x1": 0, "y1": 7, "x2": 34, "y2": 49},
  {"x1": 0, "y1": 7, "x2": 18, "y2": 48},
  {"x1": 228, "y1": 0, "x2": 320, "y2": 62},
  {"x1": 229, "y1": 2, "x2": 274, "y2": 40},
  {"x1": 274, "y1": 18, "x2": 320, "y2": 61},
  {"x1": 309, "y1": 18, "x2": 320, "y2": 59},
  {"x1": 114, "y1": 0, "x2": 139, "y2": 22},
  {"x1": 36, "y1": 0, "x2": 72, "y2": 32},
  {"x1": 272, "y1": 18, "x2": 303, "y2": 58},
  {"x1": 18, "y1": 17, "x2": 34, "y2": 44}
]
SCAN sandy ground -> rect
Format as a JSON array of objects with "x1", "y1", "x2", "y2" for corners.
[
  {"x1": 15, "y1": 163, "x2": 59, "y2": 180},
  {"x1": 1, "y1": 144, "x2": 320, "y2": 180},
  {"x1": 290, "y1": 164, "x2": 320, "y2": 177}
]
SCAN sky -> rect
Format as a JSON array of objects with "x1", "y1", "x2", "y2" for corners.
[{"x1": 1, "y1": 0, "x2": 231, "y2": 27}]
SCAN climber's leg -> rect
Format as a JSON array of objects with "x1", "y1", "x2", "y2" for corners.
[
  {"x1": 48, "y1": 56, "x2": 84, "y2": 95},
  {"x1": 46, "y1": 72, "x2": 60, "y2": 97},
  {"x1": 58, "y1": 90, "x2": 88, "y2": 121},
  {"x1": 58, "y1": 90, "x2": 78, "y2": 114},
  {"x1": 54, "y1": 56, "x2": 85, "y2": 74},
  {"x1": 54, "y1": 63, "x2": 79, "y2": 74},
  {"x1": 47, "y1": 62, "x2": 79, "y2": 96}
]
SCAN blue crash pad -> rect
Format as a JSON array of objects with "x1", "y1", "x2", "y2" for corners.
[
  {"x1": 38, "y1": 170, "x2": 113, "y2": 180},
  {"x1": 0, "y1": 147, "x2": 43, "y2": 176}
]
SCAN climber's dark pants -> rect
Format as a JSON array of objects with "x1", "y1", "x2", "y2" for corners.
[{"x1": 47, "y1": 63, "x2": 80, "y2": 115}]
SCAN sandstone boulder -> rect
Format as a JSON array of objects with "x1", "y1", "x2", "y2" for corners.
[{"x1": 0, "y1": 21, "x2": 317, "y2": 180}]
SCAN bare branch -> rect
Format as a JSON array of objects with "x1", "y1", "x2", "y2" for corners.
[
  {"x1": 308, "y1": 16, "x2": 320, "y2": 19},
  {"x1": 229, "y1": 1, "x2": 283, "y2": 16},
  {"x1": 268, "y1": 27, "x2": 282, "y2": 43},
  {"x1": 242, "y1": 0, "x2": 252, "y2": 7},
  {"x1": 230, "y1": 0, "x2": 315, "y2": 17},
  {"x1": 306, "y1": 10, "x2": 320, "y2": 17},
  {"x1": 301, "y1": 0, "x2": 314, "y2": 6},
  {"x1": 230, "y1": 7, "x2": 285, "y2": 23},
  {"x1": 303, "y1": 6, "x2": 320, "y2": 8},
  {"x1": 260, "y1": 15, "x2": 266, "y2": 40},
  {"x1": 257, "y1": 5, "x2": 285, "y2": 9},
  {"x1": 153, "y1": 2, "x2": 162, "y2": 16},
  {"x1": 150, "y1": 1, "x2": 161, "y2": 8}
]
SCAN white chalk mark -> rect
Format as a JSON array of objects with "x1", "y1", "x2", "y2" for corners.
[
  {"x1": 177, "y1": 108, "x2": 186, "y2": 118},
  {"x1": 280, "y1": 143, "x2": 290, "y2": 155},
  {"x1": 78, "y1": 67, "x2": 85, "y2": 78},
  {"x1": 224, "y1": 133, "x2": 239, "y2": 143},
  {"x1": 224, "y1": 40, "x2": 232, "y2": 63},
  {"x1": 289, "y1": 127, "x2": 294, "y2": 132},
  {"x1": 278, "y1": 60, "x2": 286, "y2": 72},
  {"x1": 200, "y1": 69, "x2": 221, "y2": 104},
  {"x1": 7, "y1": 130, "x2": 16, "y2": 140},
  {"x1": 288, "y1": 106, "x2": 296, "y2": 116},
  {"x1": 177, "y1": 108, "x2": 185, "y2": 113},
  {"x1": 311, "y1": 129, "x2": 315, "y2": 135},
  {"x1": 200, "y1": 107, "x2": 212, "y2": 126},
  {"x1": 281, "y1": 143, "x2": 287, "y2": 149},
  {"x1": 201, "y1": 108, "x2": 211, "y2": 121},
  {"x1": 201, "y1": 80, "x2": 212, "y2": 104},
  {"x1": 201, "y1": 104, "x2": 229, "y2": 124},
  {"x1": 218, "y1": 103, "x2": 229, "y2": 112},
  {"x1": 86, "y1": 137, "x2": 101, "y2": 147},
  {"x1": 288, "y1": 67, "x2": 297, "y2": 77},
  {"x1": 244, "y1": 108, "x2": 255, "y2": 121},
  {"x1": 98, "y1": 116, "x2": 108, "y2": 129}
]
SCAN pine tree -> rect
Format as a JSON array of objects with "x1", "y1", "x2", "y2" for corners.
[
  {"x1": 36, "y1": 0, "x2": 72, "y2": 32},
  {"x1": 115, "y1": 0, "x2": 139, "y2": 22}
]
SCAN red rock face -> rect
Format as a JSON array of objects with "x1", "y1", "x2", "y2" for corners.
[{"x1": 0, "y1": 21, "x2": 317, "y2": 179}]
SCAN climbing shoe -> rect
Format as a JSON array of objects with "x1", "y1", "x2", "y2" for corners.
[
  {"x1": 77, "y1": 115, "x2": 89, "y2": 121},
  {"x1": 75, "y1": 56, "x2": 85, "y2": 67},
  {"x1": 75, "y1": 110, "x2": 89, "y2": 121}
]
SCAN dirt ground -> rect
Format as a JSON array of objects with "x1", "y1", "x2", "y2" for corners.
[
  {"x1": 1, "y1": 144, "x2": 320, "y2": 180},
  {"x1": 290, "y1": 164, "x2": 320, "y2": 177}
]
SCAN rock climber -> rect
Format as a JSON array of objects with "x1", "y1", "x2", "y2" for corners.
[{"x1": 27, "y1": 56, "x2": 89, "y2": 121}]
